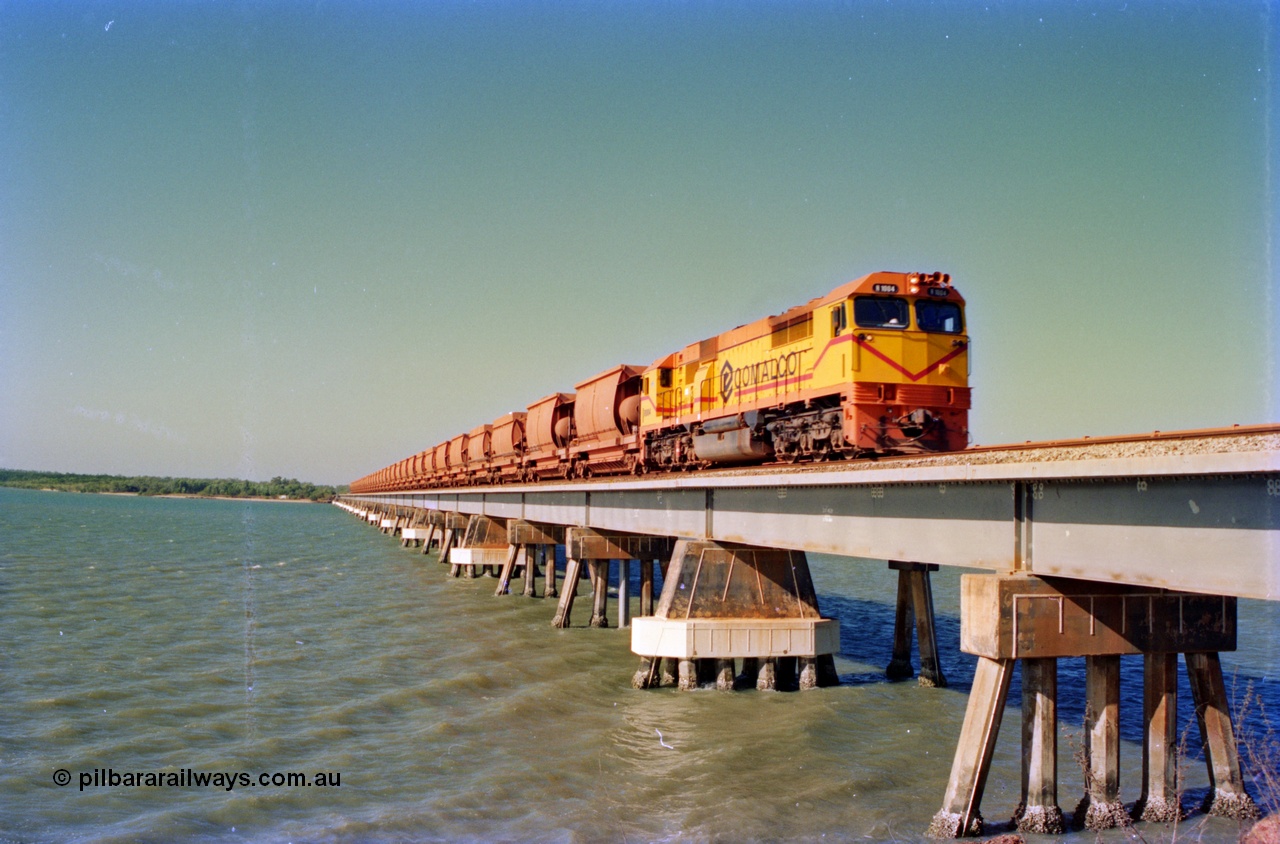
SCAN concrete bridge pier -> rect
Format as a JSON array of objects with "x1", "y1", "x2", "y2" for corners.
[
  {"x1": 929, "y1": 574, "x2": 1253, "y2": 838},
  {"x1": 449, "y1": 515, "x2": 509, "y2": 578},
  {"x1": 885, "y1": 561, "x2": 948, "y2": 687},
  {"x1": 1014, "y1": 657, "x2": 1065, "y2": 833},
  {"x1": 630, "y1": 540, "x2": 840, "y2": 691},
  {"x1": 551, "y1": 529, "x2": 672, "y2": 629},
  {"x1": 1074, "y1": 655, "x2": 1126, "y2": 829},
  {"x1": 423, "y1": 509, "x2": 447, "y2": 554},
  {"x1": 404, "y1": 510, "x2": 444, "y2": 554},
  {"x1": 1186, "y1": 651, "x2": 1257, "y2": 820},
  {"x1": 496, "y1": 521, "x2": 565, "y2": 597},
  {"x1": 379, "y1": 506, "x2": 405, "y2": 535},
  {"x1": 1131, "y1": 649, "x2": 1258, "y2": 823},
  {"x1": 1133, "y1": 651, "x2": 1181, "y2": 823},
  {"x1": 436, "y1": 512, "x2": 471, "y2": 572},
  {"x1": 400, "y1": 509, "x2": 428, "y2": 547}
]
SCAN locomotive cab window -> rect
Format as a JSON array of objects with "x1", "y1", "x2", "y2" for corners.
[
  {"x1": 914, "y1": 300, "x2": 963, "y2": 334},
  {"x1": 659, "y1": 369, "x2": 672, "y2": 388},
  {"x1": 853, "y1": 296, "x2": 908, "y2": 329},
  {"x1": 830, "y1": 304, "x2": 848, "y2": 336}
]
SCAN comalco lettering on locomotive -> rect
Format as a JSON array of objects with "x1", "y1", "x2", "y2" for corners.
[{"x1": 719, "y1": 350, "x2": 810, "y2": 403}]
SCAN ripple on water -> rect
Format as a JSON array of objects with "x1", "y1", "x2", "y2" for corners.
[{"x1": 3, "y1": 490, "x2": 1275, "y2": 844}]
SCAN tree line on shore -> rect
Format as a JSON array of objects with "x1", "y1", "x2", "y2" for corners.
[{"x1": 0, "y1": 469, "x2": 345, "y2": 501}]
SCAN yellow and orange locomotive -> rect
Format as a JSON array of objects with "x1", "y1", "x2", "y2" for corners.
[{"x1": 350, "y1": 270, "x2": 969, "y2": 492}]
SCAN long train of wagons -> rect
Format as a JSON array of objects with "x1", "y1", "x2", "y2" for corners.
[{"x1": 350, "y1": 270, "x2": 970, "y2": 493}]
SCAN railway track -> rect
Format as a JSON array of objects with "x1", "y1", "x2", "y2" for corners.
[{"x1": 556, "y1": 422, "x2": 1280, "y2": 487}]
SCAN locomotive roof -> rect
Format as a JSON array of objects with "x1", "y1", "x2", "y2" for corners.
[{"x1": 648, "y1": 271, "x2": 962, "y2": 369}]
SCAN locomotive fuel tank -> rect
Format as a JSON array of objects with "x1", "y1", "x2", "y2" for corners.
[{"x1": 691, "y1": 412, "x2": 773, "y2": 463}]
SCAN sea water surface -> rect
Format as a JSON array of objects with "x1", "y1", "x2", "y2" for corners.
[{"x1": 2, "y1": 487, "x2": 1276, "y2": 843}]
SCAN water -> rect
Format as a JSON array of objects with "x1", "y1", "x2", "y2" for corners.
[{"x1": 1, "y1": 487, "x2": 1275, "y2": 843}]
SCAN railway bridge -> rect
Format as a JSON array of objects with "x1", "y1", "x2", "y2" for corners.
[{"x1": 336, "y1": 425, "x2": 1278, "y2": 837}]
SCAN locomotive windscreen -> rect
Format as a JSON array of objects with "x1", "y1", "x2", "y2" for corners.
[
  {"x1": 915, "y1": 300, "x2": 963, "y2": 333},
  {"x1": 853, "y1": 296, "x2": 908, "y2": 329}
]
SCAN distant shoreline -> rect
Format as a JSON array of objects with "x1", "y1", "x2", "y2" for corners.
[
  {"x1": 2, "y1": 469, "x2": 342, "y2": 502},
  {"x1": 34, "y1": 488, "x2": 323, "y2": 503}
]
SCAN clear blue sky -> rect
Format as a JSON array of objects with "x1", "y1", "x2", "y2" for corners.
[{"x1": 1, "y1": 1, "x2": 1274, "y2": 486}]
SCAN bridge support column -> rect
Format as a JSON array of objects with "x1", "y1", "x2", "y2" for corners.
[
  {"x1": 544, "y1": 544, "x2": 559, "y2": 598},
  {"x1": 618, "y1": 560, "x2": 632, "y2": 628},
  {"x1": 522, "y1": 545, "x2": 539, "y2": 597},
  {"x1": 494, "y1": 544, "x2": 523, "y2": 596},
  {"x1": 551, "y1": 556, "x2": 582, "y2": 628},
  {"x1": 928, "y1": 656, "x2": 1013, "y2": 838},
  {"x1": 1187, "y1": 651, "x2": 1259, "y2": 820},
  {"x1": 930, "y1": 574, "x2": 1240, "y2": 838},
  {"x1": 399, "y1": 510, "x2": 420, "y2": 547},
  {"x1": 640, "y1": 559, "x2": 655, "y2": 617},
  {"x1": 1074, "y1": 655, "x2": 1126, "y2": 829},
  {"x1": 588, "y1": 561, "x2": 609, "y2": 627},
  {"x1": 401, "y1": 510, "x2": 436, "y2": 550},
  {"x1": 448, "y1": 514, "x2": 507, "y2": 578},
  {"x1": 630, "y1": 540, "x2": 839, "y2": 691},
  {"x1": 437, "y1": 512, "x2": 469, "y2": 570},
  {"x1": 418, "y1": 510, "x2": 446, "y2": 555},
  {"x1": 1015, "y1": 658, "x2": 1065, "y2": 833},
  {"x1": 552, "y1": 529, "x2": 672, "y2": 629},
  {"x1": 1135, "y1": 652, "x2": 1182, "y2": 823},
  {"x1": 438, "y1": 527, "x2": 455, "y2": 568},
  {"x1": 501, "y1": 522, "x2": 565, "y2": 599},
  {"x1": 886, "y1": 561, "x2": 947, "y2": 687}
]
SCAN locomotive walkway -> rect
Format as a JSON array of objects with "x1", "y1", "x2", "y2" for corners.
[{"x1": 337, "y1": 425, "x2": 1278, "y2": 837}]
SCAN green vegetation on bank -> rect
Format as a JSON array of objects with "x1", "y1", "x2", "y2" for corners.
[{"x1": 0, "y1": 469, "x2": 345, "y2": 501}]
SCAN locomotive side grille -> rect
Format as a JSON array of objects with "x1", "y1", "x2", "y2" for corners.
[
  {"x1": 856, "y1": 383, "x2": 971, "y2": 408},
  {"x1": 896, "y1": 385, "x2": 946, "y2": 406},
  {"x1": 854, "y1": 383, "x2": 893, "y2": 403}
]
